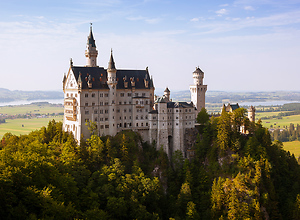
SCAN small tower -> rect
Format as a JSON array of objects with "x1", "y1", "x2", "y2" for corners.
[
  {"x1": 248, "y1": 106, "x2": 256, "y2": 123},
  {"x1": 85, "y1": 24, "x2": 98, "y2": 67},
  {"x1": 107, "y1": 49, "x2": 117, "y2": 86},
  {"x1": 190, "y1": 67, "x2": 207, "y2": 116},
  {"x1": 164, "y1": 87, "x2": 170, "y2": 102},
  {"x1": 107, "y1": 50, "x2": 117, "y2": 135}
]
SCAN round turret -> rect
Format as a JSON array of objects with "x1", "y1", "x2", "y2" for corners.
[
  {"x1": 85, "y1": 24, "x2": 98, "y2": 67},
  {"x1": 193, "y1": 67, "x2": 204, "y2": 85},
  {"x1": 248, "y1": 106, "x2": 256, "y2": 122},
  {"x1": 164, "y1": 87, "x2": 170, "y2": 101}
]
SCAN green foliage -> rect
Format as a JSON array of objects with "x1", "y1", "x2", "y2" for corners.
[
  {"x1": 197, "y1": 107, "x2": 210, "y2": 124},
  {"x1": 1, "y1": 115, "x2": 300, "y2": 219}
]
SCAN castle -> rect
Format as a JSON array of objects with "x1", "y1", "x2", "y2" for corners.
[{"x1": 63, "y1": 26, "x2": 207, "y2": 157}]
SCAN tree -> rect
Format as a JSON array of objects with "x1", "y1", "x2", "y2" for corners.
[
  {"x1": 197, "y1": 107, "x2": 210, "y2": 125},
  {"x1": 217, "y1": 106, "x2": 232, "y2": 152}
]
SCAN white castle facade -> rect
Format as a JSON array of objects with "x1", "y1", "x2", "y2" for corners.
[{"x1": 63, "y1": 26, "x2": 207, "y2": 157}]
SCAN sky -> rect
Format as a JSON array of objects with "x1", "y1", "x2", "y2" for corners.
[{"x1": 0, "y1": 0, "x2": 300, "y2": 92}]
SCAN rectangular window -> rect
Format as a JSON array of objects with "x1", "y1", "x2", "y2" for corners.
[
  {"x1": 100, "y1": 93, "x2": 103, "y2": 97},
  {"x1": 128, "y1": 93, "x2": 131, "y2": 97},
  {"x1": 85, "y1": 93, "x2": 88, "y2": 98},
  {"x1": 105, "y1": 118, "x2": 108, "y2": 121},
  {"x1": 135, "y1": 93, "x2": 138, "y2": 96},
  {"x1": 85, "y1": 102, "x2": 88, "y2": 106},
  {"x1": 94, "y1": 110, "x2": 98, "y2": 114},
  {"x1": 124, "y1": 109, "x2": 127, "y2": 112},
  {"x1": 92, "y1": 102, "x2": 95, "y2": 106},
  {"x1": 85, "y1": 119, "x2": 89, "y2": 122},
  {"x1": 124, "y1": 101, "x2": 126, "y2": 104},
  {"x1": 100, "y1": 118, "x2": 104, "y2": 121},
  {"x1": 120, "y1": 93, "x2": 124, "y2": 97},
  {"x1": 100, "y1": 125, "x2": 104, "y2": 129},
  {"x1": 105, "y1": 102, "x2": 109, "y2": 105},
  {"x1": 105, "y1": 110, "x2": 108, "y2": 113},
  {"x1": 100, "y1": 110, "x2": 103, "y2": 114},
  {"x1": 142, "y1": 93, "x2": 145, "y2": 96},
  {"x1": 100, "y1": 102, "x2": 103, "y2": 106},
  {"x1": 85, "y1": 110, "x2": 89, "y2": 115},
  {"x1": 95, "y1": 117, "x2": 98, "y2": 121},
  {"x1": 105, "y1": 125, "x2": 109, "y2": 128},
  {"x1": 92, "y1": 93, "x2": 95, "y2": 97},
  {"x1": 104, "y1": 93, "x2": 108, "y2": 97}
]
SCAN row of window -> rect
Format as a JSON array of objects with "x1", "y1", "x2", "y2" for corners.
[
  {"x1": 83, "y1": 92, "x2": 150, "y2": 98},
  {"x1": 83, "y1": 100, "x2": 150, "y2": 106},
  {"x1": 83, "y1": 120, "x2": 149, "y2": 129},
  {"x1": 66, "y1": 93, "x2": 77, "y2": 98},
  {"x1": 169, "y1": 109, "x2": 192, "y2": 113},
  {"x1": 151, "y1": 122, "x2": 192, "y2": 127}
]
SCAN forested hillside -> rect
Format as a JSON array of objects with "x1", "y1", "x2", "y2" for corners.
[{"x1": 1, "y1": 108, "x2": 300, "y2": 219}]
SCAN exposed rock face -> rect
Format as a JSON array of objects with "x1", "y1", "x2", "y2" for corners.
[{"x1": 184, "y1": 127, "x2": 199, "y2": 158}]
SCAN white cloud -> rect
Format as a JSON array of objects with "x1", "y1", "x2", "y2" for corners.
[
  {"x1": 193, "y1": 10, "x2": 300, "y2": 35},
  {"x1": 145, "y1": 18, "x2": 160, "y2": 24},
  {"x1": 220, "y1": 4, "x2": 229, "y2": 7},
  {"x1": 244, "y1": 5, "x2": 255, "y2": 10},
  {"x1": 191, "y1": 18, "x2": 199, "y2": 22},
  {"x1": 216, "y1": 8, "x2": 228, "y2": 16},
  {"x1": 127, "y1": 16, "x2": 145, "y2": 21},
  {"x1": 127, "y1": 16, "x2": 160, "y2": 24}
]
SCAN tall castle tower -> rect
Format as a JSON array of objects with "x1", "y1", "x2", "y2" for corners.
[
  {"x1": 248, "y1": 106, "x2": 256, "y2": 123},
  {"x1": 85, "y1": 24, "x2": 98, "y2": 67},
  {"x1": 107, "y1": 50, "x2": 118, "y2": 135},
  {"x1": 189, "y1": 67, "x2": 207, "y2": 116}
]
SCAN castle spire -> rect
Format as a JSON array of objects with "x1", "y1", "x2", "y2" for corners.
[
  {"x1": 108, "y1": 49, "x2": 116, "y2": 70},
  {"x1": 85, "y1": 23, "x2": 98, "y2": 67},
  {"x1": 87, "y1": 23, "x2": 96, "y2": 47}
]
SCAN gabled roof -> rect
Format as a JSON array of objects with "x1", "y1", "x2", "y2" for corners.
[
  {"x1": 224, "y1": 103, "x2": 240, "y2": 112},
  {"x1": 167, "y1": 102, "x2": 194, "y2": 108},
  {"x1": 70, "y1": 66, "x2": 154, "y2": 90},
  {"x1": 72, "y1": 66, "x2": 108, "y2": 90}
]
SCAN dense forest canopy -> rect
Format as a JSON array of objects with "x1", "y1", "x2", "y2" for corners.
[{"x1": 1, "y1": 107, "x2": 300, "y2": 219}]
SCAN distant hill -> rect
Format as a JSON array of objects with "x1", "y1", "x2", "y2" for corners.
[
  {"x1": 1, "y1": 87, "x2": 300, "y2": 105},
  {"x1": 170, "y1": 90, "x2": 300, "y2": 104},
  {"x1": 0, "y1": 88, "x2": 63, "y2": 102}
]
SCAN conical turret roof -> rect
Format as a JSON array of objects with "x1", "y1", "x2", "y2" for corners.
[
  {"x1": 108, "y1": 49, "x2": 116, "y2": 70},
  {"x1": 87, "y1": 24, "x2": 96, "y2": 47}
]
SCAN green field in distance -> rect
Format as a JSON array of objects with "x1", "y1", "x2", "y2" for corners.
[{"x1": 0, "y1": 103, "x2": 64, "y2": 138}]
